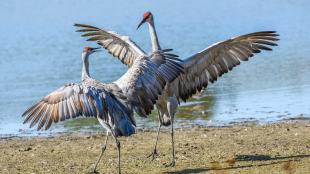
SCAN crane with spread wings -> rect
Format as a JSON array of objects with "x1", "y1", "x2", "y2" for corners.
[
  {"x1": 22, "y1": 45, "x2": 183, "y2": 174},
  {"x1": 74, "y1": 11, "x2": 279, "y2": 167}
]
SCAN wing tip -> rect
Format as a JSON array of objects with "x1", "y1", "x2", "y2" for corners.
[{"x1": 73, "y1": 23, "x2": 84, "y2": 27}]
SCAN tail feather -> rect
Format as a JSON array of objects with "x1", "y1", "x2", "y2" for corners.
[{"x1": 115, "y1": 118, "x2": 135, "y2": 137}]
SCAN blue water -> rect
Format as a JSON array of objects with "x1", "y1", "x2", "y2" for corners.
[{"x1": 0, "y1": 0, "x2": 309, "y2": 136}]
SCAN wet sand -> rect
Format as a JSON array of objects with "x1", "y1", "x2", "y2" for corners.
[{"x1": 0, "y1": 120, "x2": 309, "y2": 174}]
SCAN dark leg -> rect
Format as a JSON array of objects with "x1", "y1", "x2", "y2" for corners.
[
  {"x1": 92, "y1": 132, "x2": 109, "y2": 173},
  {"x1": 147, "y1": 113, "x2": 162, "y2": 160},
  {"x1": 167, "y1": 115, "x2": 176, "y2": 167},
  {"x1": 111, "y1": 131, "x2": 121, "y2": 174},
  {"x1": 96, "y1": 119, "x2": 121, "y2": 174},
  {"x1": 166, "y1": 97, "x2": 177, "y2": 167}
]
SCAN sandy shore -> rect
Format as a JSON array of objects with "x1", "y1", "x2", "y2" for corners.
[{"x1": 0, "y1": 120, "x2": 309, "y2": 174}]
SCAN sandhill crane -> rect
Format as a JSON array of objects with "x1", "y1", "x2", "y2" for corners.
[
  {"x1": 75, "y1": 11, "x2": 280, "y2": 166},
  {"x1": 22, "y1": 45, "x2": 183, "y2": 174}
]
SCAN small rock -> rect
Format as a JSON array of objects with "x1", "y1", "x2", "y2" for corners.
[{"x1": 21, "y1": 147, "x2": 32, "y2": 152}]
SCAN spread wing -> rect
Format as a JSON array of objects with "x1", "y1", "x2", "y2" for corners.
[
  {"x1": 74, "y1": 23, "x2": 146, "y2": 67},
  {"x1": 22, "y1": 83, "x2": 133, "y2": 131},
  {"x1": 172, "y1": 31, "x2": 279, "y2": 101},
  {"x1": 22, "y1": 83, "x2": 97, "y2": 130},
  {"x1": 114, "y1": 49, "x2": 184, "y2": 117}
]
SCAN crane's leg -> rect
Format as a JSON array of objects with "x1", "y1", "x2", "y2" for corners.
[
  {"x1": 111, "y1": 131, "x2": 121, "y2": 174},
  {"x1": 92, "y1": 131, "x2": 109, "y2": 173},
  {"x1": 167, "y1": 114, "x2": 176, "y2": 167},
  {"x1": 166, "y1": 97, "x2": 177, "y2": 167},
  {"x1": 95, "y1": 118, "x2": 119, "y2": 173},
  {"x1": 147, "y1": 111, "x2": 162, "y2": 160}
]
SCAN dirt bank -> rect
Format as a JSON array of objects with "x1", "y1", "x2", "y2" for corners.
[{"x1": 0, "y1": 121, "x2": 309, "y2": 174}]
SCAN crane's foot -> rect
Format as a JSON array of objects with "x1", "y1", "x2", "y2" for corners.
[
  {"x1": 165, "y1": 160, "x2": 176, "y2": 167},
  {"x1": 147, "y1": 149, "x2": 158, "y2": 161},
  {"x1": 90, "y1": 144, "x2": 107, "y2": 174},
  {"x1": 88, "y1": 169, "x2": 99, "y2": 174}
]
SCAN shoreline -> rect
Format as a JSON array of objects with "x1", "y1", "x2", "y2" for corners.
[
  {"x1": 1, "y1": 116, "x2": 309, "y2": 139},
  {"x1": 1, "y1": 120, "x2": 309, "y2": 173}
]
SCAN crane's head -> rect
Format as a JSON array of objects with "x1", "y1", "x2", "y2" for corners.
[
  {"x1": 137, "y1": 11, "x2": 153, "y2": 30},
  {"x1": 83, "y1": 46, "x2": 101, "y2": 55}
]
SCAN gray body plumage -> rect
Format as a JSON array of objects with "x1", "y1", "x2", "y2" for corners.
[
  {"x1": 23, "y1": 50, "x2": 134, "y2": 136},
  {"x1": 22, "y1": 41, "x2": 183, "y2": 173},
  {"x1": 74, "y1": 12, "x2": 279, "y2": 166},
  {"x1": 23, "y1": 45, "x2": 183, "y2": 135}
]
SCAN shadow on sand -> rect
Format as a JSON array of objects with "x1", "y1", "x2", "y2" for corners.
[{"x1": 164, "y1": 154, "x2": 310, "y2": 174}]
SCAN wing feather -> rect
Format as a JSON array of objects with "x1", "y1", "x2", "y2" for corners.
[
  {"x1": 173, "y1": 31, "x2": 279, "y2": 101},
  {"x1": 37, "y1": 105, "x2": 51, "y2": 131},
  {"x1": 45, "y1": 107, "x2": 54, "y2": 130},
  {"x1": 74, "y1": 23, "x2": 146, "y2": 67},
  {"x1": 113, "y1": 49, "x2": 184, "y2": 117},
  {"x1": 22, "y1": 84, "x2": 97, "y2": 130}
]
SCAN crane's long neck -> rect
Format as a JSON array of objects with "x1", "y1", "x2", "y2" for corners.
[
  {"x1": 82, "y1": 53, "x2": 90, "y2": 81},
  {"x1": 148, "y1": 19, "x2": 161, "y2": 51}
]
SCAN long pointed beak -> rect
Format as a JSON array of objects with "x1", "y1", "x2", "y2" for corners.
[{"x1": 136, "y1": 18, "x2": 147, "y2": 30}]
